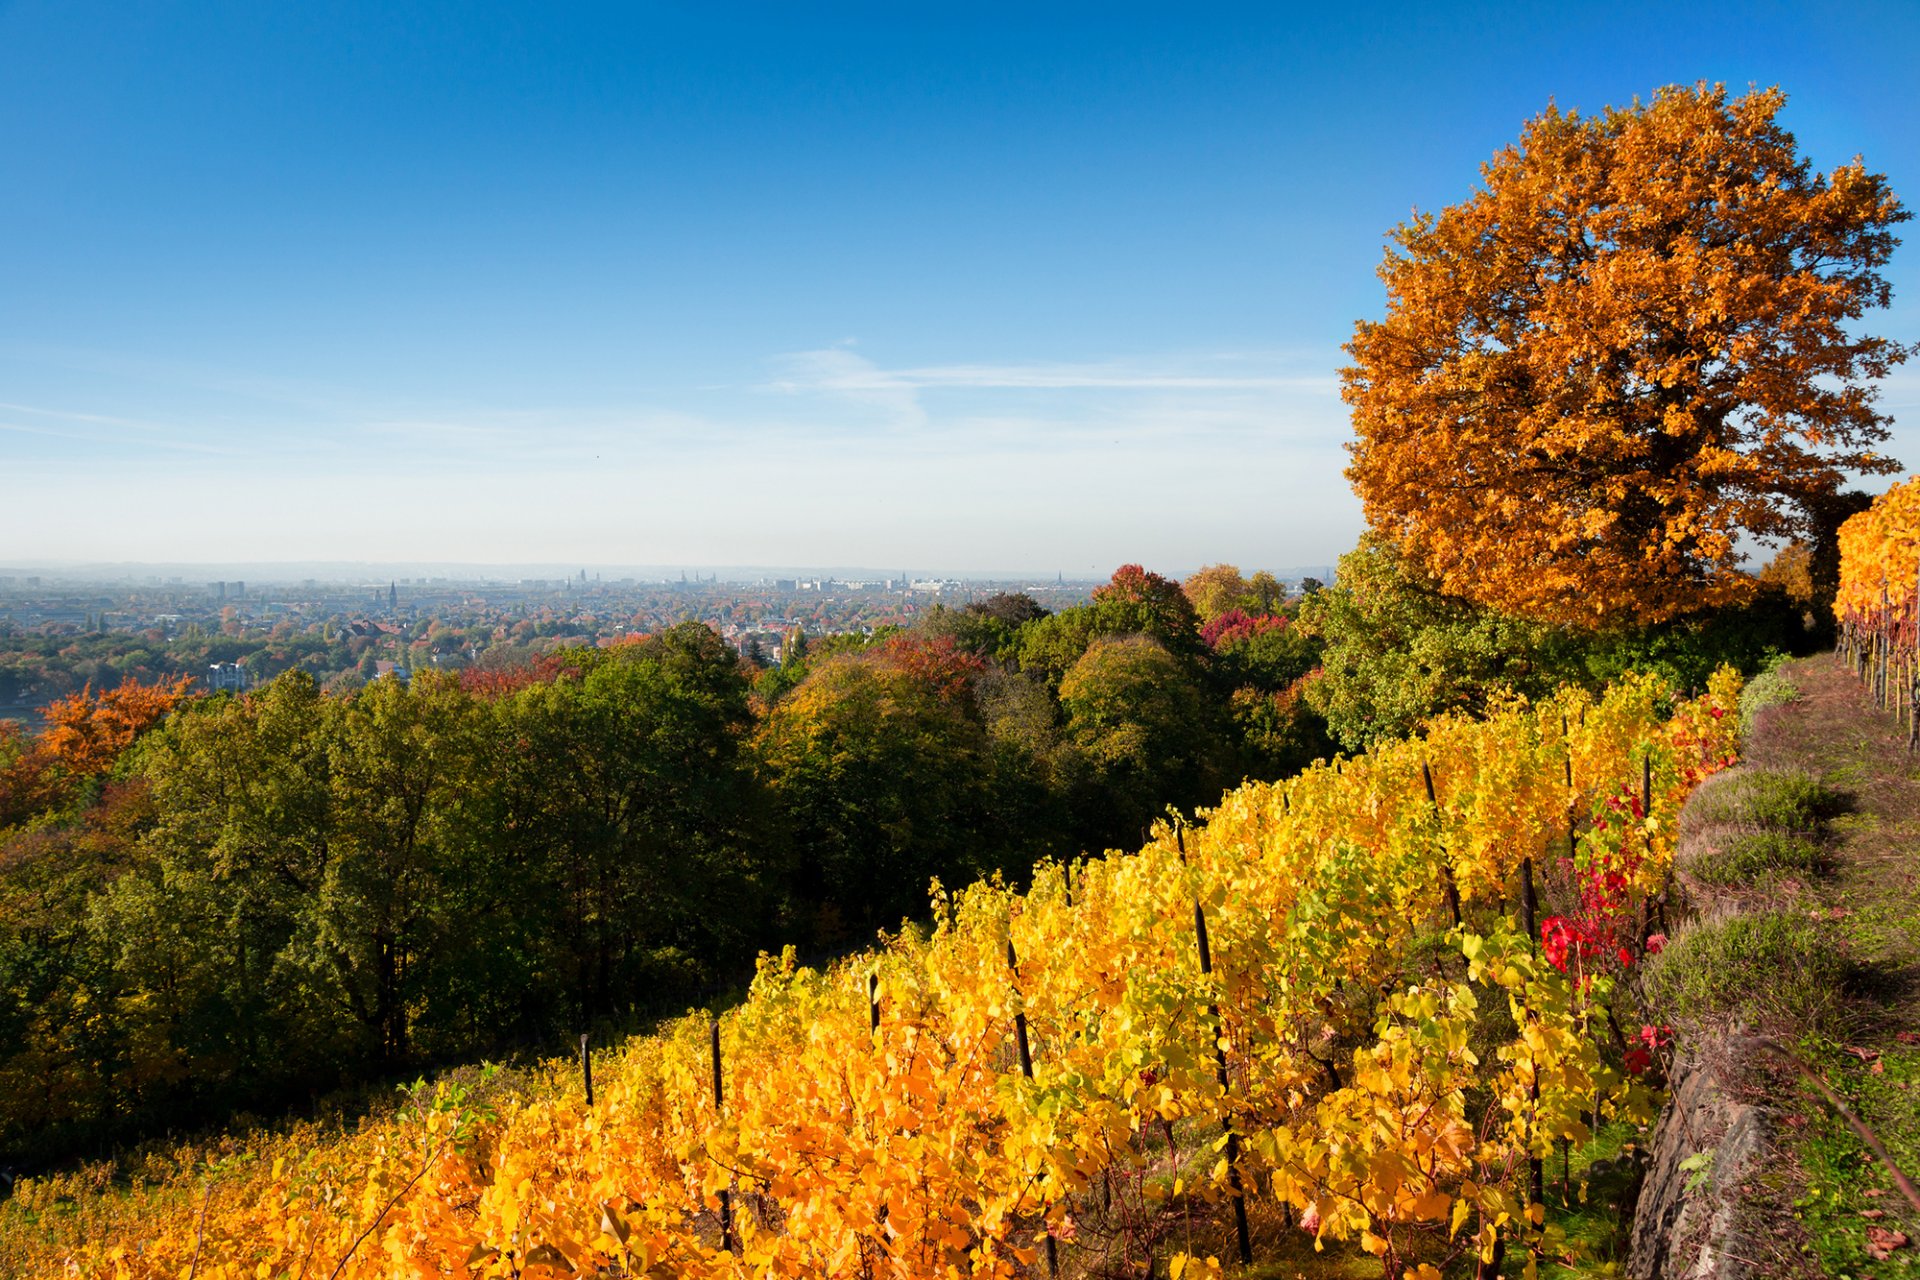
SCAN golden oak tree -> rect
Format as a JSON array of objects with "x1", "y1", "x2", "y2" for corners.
[{"x1": 1343, "y1": 83, "x2": 1910, "y2": 626}]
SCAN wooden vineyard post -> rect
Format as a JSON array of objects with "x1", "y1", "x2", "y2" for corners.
[
  {"x1": 579, "y1": 1032, "x2": 594, "y2": 1108},
  {"x1": 1193, "y1": 899, "x2": 1254, "y2": 1267},
  {"x1": 1881, "y1": 584, "x2": 1893, "y2": 710},
  {"x1": 1006, "y1": 939, "x2": 1035, "y2": 1079},
  {"x1": 1519, "y1": 853, "x2": 1539, "y2": 948},
  {"x1": 865, "y1": 969, "x2": 891, "y2": 1258},
  {"x1": 1004, "y1": 937, "x2": 1057, "y2": 1278},
  {"x1": 1563, "y1": 714, "x2": 1579, "y2": 881},
  {"x1": 711, "y1": 1018, "x2": 732, "y2": 1253},
  {"x1": 1424, "y1": 761, "x2": 1462, "y2": 925}
]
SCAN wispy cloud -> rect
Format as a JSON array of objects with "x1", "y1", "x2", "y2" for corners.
[
  {"x1": 764, "y1": 342, "x2": 1341, "y2": 438},
  {"x1": 767, "y1": 345, "x2": 930, "y2": 428},
  {"x1": 769, "y1": 343, "x2": 1336, "y2": 394},
  {"x1": 0, "y1": 401, "x2": 174, "y2": 431},
  {"x1": 0, "y1": 418, "x2": 232, "y2": 454}
]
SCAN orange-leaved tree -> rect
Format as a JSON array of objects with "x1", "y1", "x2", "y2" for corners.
[
  {"x1": 0, "y1": 675, "x2": 194, "y2": 826},
  {"x1": 1343, "y1": 83, "x2": 1909, "y2": 627},
  {"x1": 38, "y1": 674, "x2": 196, "y2": 779}
]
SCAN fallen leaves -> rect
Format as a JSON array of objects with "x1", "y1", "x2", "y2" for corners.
[{"x1": 1865, "y1": 1225, "x2": 1910, "y2": 1261}]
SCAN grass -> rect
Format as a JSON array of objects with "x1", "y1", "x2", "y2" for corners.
[
  {"x1": 1644, "y1": 910, "x2": 1848, "y2": 1036},
  {"x1": 1536, "y1": 1120, "x2": 1650, "y2": 1278},
  {"x1": 1688, "y1": 766, "x2": 1842, "y2": 833},
  {"x1": 1740, "y1": 658, "x2": 1801, "y2": 740},
  {"x1": 1689, "y1": 830, "x2": 1824, "y2": 888},
  {"x1": 1789, "y1": 1040, "x2": 1920, "y2": 1280}
]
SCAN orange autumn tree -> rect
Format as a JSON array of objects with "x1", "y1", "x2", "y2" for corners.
[
  {"x1": 1343, "y1": 83, "x2": 1910, "y2": 627},
  {"x1": 0, "y1": 675, "x2": 194, "y2": 825}
]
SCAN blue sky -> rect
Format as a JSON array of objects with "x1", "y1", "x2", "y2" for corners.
[{"x1": 3, "y1": 1, "x2": 1916, "y2": 574}]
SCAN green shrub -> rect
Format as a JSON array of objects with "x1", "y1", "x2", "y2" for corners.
[
  {"x1": 1689, "y1": 830, "x2": 1823, "y2": 887},
  {"x1": 1646, "y1": 911, "x2": 1846, "y2": 1034},
  {"x1": 1738, "y1": 658, "x2": 1799, "y2": 739},
  {"x1": 1689, "y1": 767, "x2": 1839, "y2": 831},
  {"x1": 1740, "y1": 769, "x2": 1842, "y2": 829}
]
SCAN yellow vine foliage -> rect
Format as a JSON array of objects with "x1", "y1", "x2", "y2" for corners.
[
  {"x1": 1836, "y1": 476, "x2": 1920, "y2": 625},
  {"x1": 1344, "y1": 83, "x2": 1908, "y2": 627},
  {"x1": 8, "y1": 670, "x2": 1741, "y2": 1280}
]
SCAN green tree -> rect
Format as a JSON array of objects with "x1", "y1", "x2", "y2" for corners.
[
  {"x1": 497, "y1": 632, "x2": 771, "y2": 1028},
  {"x1": 1301, "y1": 534, "x2": 1812, "y2": 751},
  {"x1": 297, "y1": 671, "x2": 486, "y2": 1064},
  {"x1": 1057, "y1": 635, "x2": 1229, "y2": 852},
  {"x1": 1298, "y1": 535, "x2": 1570, "y2": 749},
  {"x1": 1016, "y1": 566, "x2": 1204, "y2": 685},
  {"x1": 755, "y1": 655, "x2": 991, "y2": 939}
]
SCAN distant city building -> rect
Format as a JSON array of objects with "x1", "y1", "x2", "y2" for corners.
[{"x1": 206, "y1": 662, "x2": 250, "y2": 692}]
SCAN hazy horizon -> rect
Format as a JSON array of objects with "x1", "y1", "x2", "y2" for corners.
[{"x1": 0, "y1": 558, "x2": 1340, "y2": 586}]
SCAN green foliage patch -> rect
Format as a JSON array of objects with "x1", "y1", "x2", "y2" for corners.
[
  {"x1": 1688, "y1": 830, "x2": 1824, "y2": 888},
  {"x1": 1737, "y1": 657, "x2": 1800, "y2": 740},
  {"x1": 1299, "y1": 535, "x2": 1812, "y2": 752},
  {"x1": 1644, "y1": 911, "x2": 1847, "y2": 1035},
  {"x1": 1791, "y1": 1042, "x2": 1920, "y2": 1280},
  {"x1": 1688, "y1": 767, "x2": 1842, "y2": 832}
]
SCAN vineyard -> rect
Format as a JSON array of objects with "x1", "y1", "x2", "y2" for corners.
[
  {"x1": 1837, "y1": 477, "x2": 1920, "y2": 728},
  {"x1": 4, "y1": 668, "x2": 1740, "y2": 1280}
]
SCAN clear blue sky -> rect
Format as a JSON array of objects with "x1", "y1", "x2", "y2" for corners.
[{"x1": 3, "y1": 1, "x2": 1916, "y2": 574}]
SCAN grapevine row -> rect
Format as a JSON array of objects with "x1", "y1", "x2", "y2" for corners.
[
  {"x1": 34, "y1": 668, "x2": 1740, "y2": 1280},
  {"x1": 1837, "y1": 476, "x2": 1920, "y2": 729}
]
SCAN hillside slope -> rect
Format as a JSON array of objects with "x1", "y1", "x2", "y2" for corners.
[{"x1": 1639, "y1": 657, "x2": 1920, "y2": 1278}]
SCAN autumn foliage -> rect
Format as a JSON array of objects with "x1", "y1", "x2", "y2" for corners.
[
  {"x1": 1836, "y1": 475, "x2": 1920, "y2": 626},
  {"x1": 10, "y1": 669, "x2": 1741, "y2": 1279},
  {"x1": 1344, "y1": 83, "x2": 1909, "y2": 627},
  {"x1": 0, "y1": 675, "x2": 191, "y2": 826}
]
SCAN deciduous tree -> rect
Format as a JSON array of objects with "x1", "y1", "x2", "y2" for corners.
[{"x1": 1343, "y1": 83, "x2": 1909, "y2": 626}]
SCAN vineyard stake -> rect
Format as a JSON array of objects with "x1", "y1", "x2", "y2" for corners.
[
  {"x1": 1561, "y1": 715, "x2": 1571, "y2": 788},
  {"x1": 1519, "y1": 856, "x2": 1537, "y2": 947},
  {"x1": 1006, "y1": 938, "x2": 1035, "y2": 1080},
  {"x1": 1005, "y1": 937, "x2": 1057, "y2": 1277},
  {"x1": 868, "y1": 972, "x2": 880, "y2": 1037},
  {"x1": 580, "y1": 1032, "x2": 594, "y2": 1108},
  {"x1": 1192, "y1": 900, "x2": 1253, "y2": 1267},
  {"x1": 711, "y1": 1018, "x2": 733, "y2": 1253},
  {"x1": 1528, "y1": 1066, "x2": 1544, "y2": 1236},
  {"x1": 1423, "y1": 760, "x2": 1462, "y2": 926}
]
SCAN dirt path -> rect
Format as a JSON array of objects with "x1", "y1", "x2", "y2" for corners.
[{"x1": 1736, "y1": 656, "x2": 1920, "y2": 1278}]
